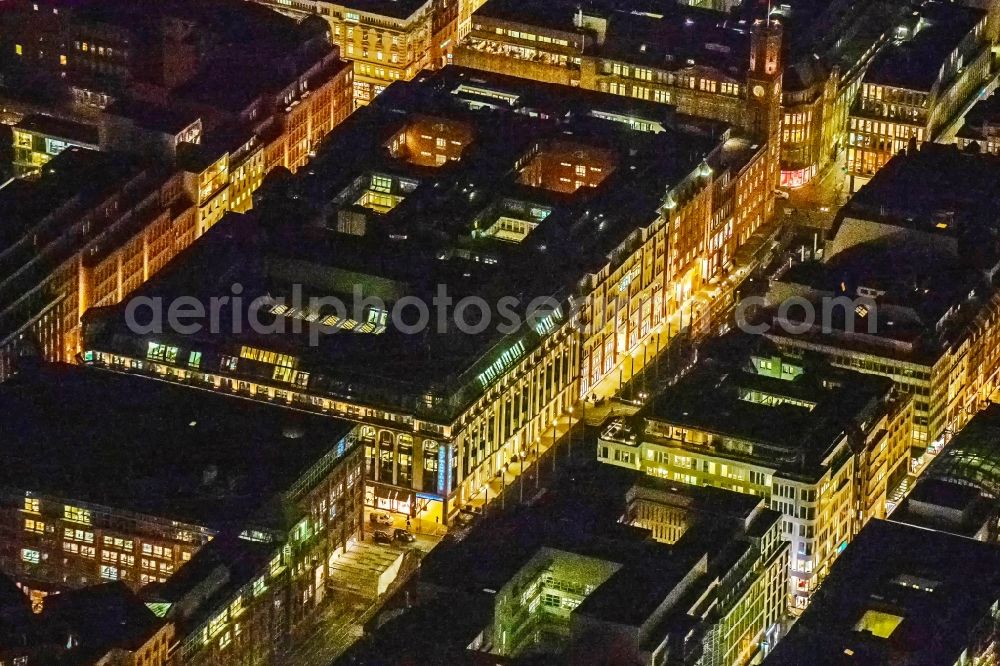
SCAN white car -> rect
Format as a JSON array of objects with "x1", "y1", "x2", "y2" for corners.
[
  {"x1": 774, "y1": 189, "x2": 790, "y2": 200},
  {"x1": 369, "y1": 512, "x2": 392, "y2": 526}
]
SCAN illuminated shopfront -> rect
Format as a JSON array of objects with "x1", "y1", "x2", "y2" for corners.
[{"x1": 780, "y1": 165, "x2": 816, "y2": 188}]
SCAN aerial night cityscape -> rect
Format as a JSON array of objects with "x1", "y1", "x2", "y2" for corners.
[{"x1": 2, "y1": 0, "x2": 1000, "y2": 664}]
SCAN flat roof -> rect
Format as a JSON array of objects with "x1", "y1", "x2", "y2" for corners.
[
  {"x1": 104, "y1": 99, "x2": 200, "y2": 134},
  {"x1": 766, "y1": 519, "x2": 1000, "y2": 665},
  {"x1": 0, "y1": 364, "x2": 357, "y2": 530},
  {"x1": 335, "y1": 0, "x2": 432, "y2": 21},
  {"x1": 634, "y1": 360, "x2": 896, "y2": 477},
  {"x1": 84, "y1": 66, "x2": 757, "y2": 423},
  {"x1": 836, "y1": 143, "x2": 1000, "y2": 259},
  {"x1": 864, "y1": 1, "x2": 985, "y2": 91},
  {"x1": 14, "y1": 114, "x2": 99, "y2": 145},
  {"x1": 474, "y1": 0, "x2": 749, "y2": 74}
]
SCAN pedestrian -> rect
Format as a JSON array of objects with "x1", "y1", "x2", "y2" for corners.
[{"x1": 406, "y1": 517, "x2": 412, "y2": 531}]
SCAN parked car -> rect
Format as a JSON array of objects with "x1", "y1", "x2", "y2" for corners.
[
  {"x1": 369, "y1": 512, "x2": 392, "y2": 526},
  {"x1": 774, "y1": 188, "x2": 790, "y2": 199},
  {"x1": 394, "y1": 529, "x2": 416, "y2": 543},
  {"x1": 372, "y1": 530, "x2": 392, "y2": 544}
]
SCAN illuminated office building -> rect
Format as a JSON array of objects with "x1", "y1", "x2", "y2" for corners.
[
  {"x1": 451, "y1": 0, "x2": 986, "y2": 187},
  {"x1": 598, "y1": 350, "x2": 913, "y2": 610},
  {"x1": 11, "y1": 113, "x2": 99, "y2": 177},
  {"x1": 0, "y1": 364, "x2": 365, "y2": 663},
  {"x1": 82, "y1": 67, "x2": 777, "y2": 526},
  {"x1": 846, "y1": 2, "x2": 990, "y2": 190},
  {"x1": 414, "y1": 476, "x2": 787, "y2": 665},
  {"x1": 252, "y1": 0, "x2": 460, "y2": 105},
  {"x1": 455, "y1": 0, "x2": 782, "y2": 141},
  {"x1": 766, "y1": 143, "x2": 1000, "y2": 459}
]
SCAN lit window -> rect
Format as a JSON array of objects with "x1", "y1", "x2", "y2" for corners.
[
  {"x1": 21, "y1": 549, "x2": 40, "y2": 564},
  {"x1": 24, "y1": 519, "x2": 44, "y2": 534},
  {"x1": 59, "y1": 54, "x2": 66, "y2": 66},
  {"x1": 100, "y1": 565, "x2": 118, "y2": 580},
  {"x1": 15, "y1": 44, "x2": 22, "y2": 56},
  {"x1": 64, "y1": 505, "x2": 91, "y2": 525},
  {"x1": 24, "y1": 498, "x2": 39, "y2": 513}
]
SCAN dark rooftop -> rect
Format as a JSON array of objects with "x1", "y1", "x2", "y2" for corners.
[
  {"x1": 629, "y1": 360, "x2": 896, "y2": 478},
  {"x1": 0, "y1": 363, "x2": 357, "y2": 530},
  {"x1": 14, "y1": 114, "x2": 99, "y2": 146},
  {"x1": 864, "y1": 1, "x2": 984, "y2": 91},
  {"x1": 84, "y1": 66, "x2": 757, "y2": 424},
  {"x1": 104, "y1": 99, "x2": 201, "y2": 134},
  {"x1": 41, "y1": 582, "x2": 165, "y2": 661},
  {"x1": 924, "y1": 403, "x2": 1000, "y2": 497},
  {"x1": 335, "y1": 0, "x2": 432, "y2": 21},
  {"x1": 765, "y1": 519, "x2": 1000, "y2": 666}
]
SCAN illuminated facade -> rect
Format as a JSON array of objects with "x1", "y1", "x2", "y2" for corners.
[
  {"x1": 82, "y1": 67, "x2": 777, "y2": 526},
  {"x1": 0, "y1": 149, "x2": 199, "y2": 382},
  {"x1": 847, "y1": 2, "x2": 990, "y2": 190},
  {"x1": 253, "y1": 0, "x2": 460, "y2": 105},
  {"x1": 0, "y1": 2, "x2": 354, "y2": 382},
  {"x1": 598, "y1": 352, "x2": 912, "y2": 610},
  {"x1": 11, "y1": 113, "x2": 99, "y2": 177},
  {"x1": 0, "y1": 365, "x2": 365, "y2": 663},
  {"x1": 455, "y1": 0, "x2": 779, "y2": 140},
  {"x1": 421, "y1": 476, "x2": 787, "y2": 665},
  {"x1": 767, "y1": 143, "x2": 1000, "y2": 459}
]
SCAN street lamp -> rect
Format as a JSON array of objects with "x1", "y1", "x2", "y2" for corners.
[
  {"x1": 551, "y1": 418, "x2": 557, "y2": 476},
  {"x1": 567, "y1": 406, "x2": 575, "y2": 461},
  {"x1": 534, "y1": 437, "x2": 541, "y2": 490}
]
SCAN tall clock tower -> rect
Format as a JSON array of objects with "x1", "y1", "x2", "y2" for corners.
[
  {"x1": 747, "y1": 18, "x2": 783, "y2": 192},
  {"x1": 747, "y1": 18, "x2": 783, "y2": 141}
]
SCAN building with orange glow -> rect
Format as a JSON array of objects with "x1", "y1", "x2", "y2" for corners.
[
  {"x1": 599, "y1": 347, "x2": 913, "y2": 610},
  {"x1": 846, "y1": 2, "x2": 990, "y2": 190},
  {"x1": 82, "y1": 67, "x2": 777, "y2": 527},
  {"x1": 252, "y1": 0, "x2": 460, "y2": 105},
  {"x1": 766, "y1": 144, "x2": 1000, "y2": 462},
  {"x1": 0, "y1": 0, "x2": 354, "y2": 380},
  {"x1": 0, "y1": 363, "x2": 365, "y2": 662}
]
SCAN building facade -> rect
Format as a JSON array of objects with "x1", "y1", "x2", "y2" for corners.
[
  {"x1": 846, "y1": 2, "x2": 991, "y2": 190},
  {"x1": 598, "y1": 352, "x2": 913, "y2": 610},
  {"x1": 81, "y1": 67, "x2": 778, "y2": 527}
]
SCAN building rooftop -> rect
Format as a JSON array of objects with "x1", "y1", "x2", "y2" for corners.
[
  {"x1": 0, "y1": 363, "x2": 357, "y2": 531},
  {"x1": 609, "y1": 355, "x2": 898, "y2": 480},
  {"x1": 103, "y1": 99, "x2": 201, "y2": 135},
  {"x1": 923, "y1": 404, "x2": 1000, "y2": 497},
  {"x1": 417, "y1": 459, "x2": 783, "y2": 660},
  {"x1": 335, "y1": 0, "x2": 432, "y2": 21},
  {"x1": 40, "y1": 581, "x2": 166, "y2": 661},
  {"x1": 863, "y1": 1, "x2": 985, "y2": 91},
  {"x1": 14, "y1": 114, "x2": 99, "y2": 145},
  {"x1": 890, "y1": 478, "x2": 995, "y2": 540},
  {"x1": 83, "y1": 66, "x2": 761, "y2": 424},
  {"x1": 473, "y1": 0, "x2": 750, "y2": 75},
  {"x1": 765, "y1": 519, "x2": 1000, "y2": 666},
  {"x1": 0, "y1": 148, "x2": 150, "y2": 344},
  {"x1": 839, "y1": 143, "x2": 1000, "y2": 241},
  {"x1": 628, "y1": 474, "x2": 768, "y2": 525},
  {"x1": 146, "y1": 534, "x2": 276, "y2": 642},
  {"x1": 957, "y1": 90, "x2": 1000, "y2": 143}
]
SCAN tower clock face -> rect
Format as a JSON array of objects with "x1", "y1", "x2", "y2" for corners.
[{"x1": 753, "y1": 84, "x2": 766, "y2": 98}]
